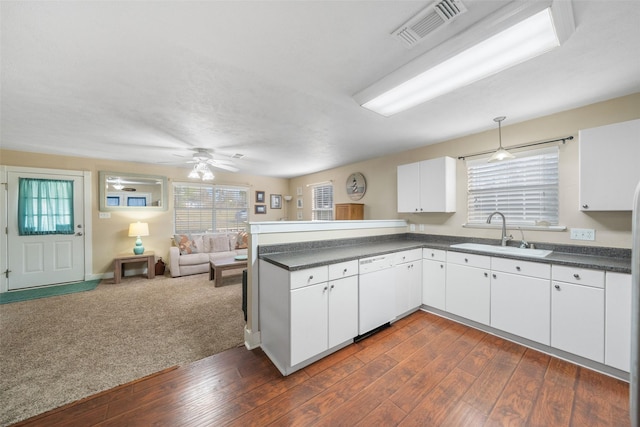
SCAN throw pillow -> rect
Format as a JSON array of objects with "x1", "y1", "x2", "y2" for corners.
[
  {"x1": 236, "y1": 231, "x2": 248, "y2": 249},
  {"x1": 212, "y1": 235, "x2": 231, "y2": 252},
  {"x1": 173, "y1": 234, "x2": 200, "y2": 255}
]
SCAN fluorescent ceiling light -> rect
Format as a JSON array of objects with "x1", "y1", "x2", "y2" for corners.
[{"x1": 357, "y1": 4, "x2": 574, "y2": 117}]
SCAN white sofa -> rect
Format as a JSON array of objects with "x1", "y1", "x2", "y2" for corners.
[{"x1": 169, "y1": 232, "x2": 248, "y2": 278}]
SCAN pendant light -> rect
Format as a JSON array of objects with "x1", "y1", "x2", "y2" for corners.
[{"x1": 488, "y1": 116, "x2": 515, "y2": 162}]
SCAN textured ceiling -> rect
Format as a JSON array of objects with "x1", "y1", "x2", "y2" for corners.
[{"x1": 1, "y1": 1, "x2": 639, "y2": 178}]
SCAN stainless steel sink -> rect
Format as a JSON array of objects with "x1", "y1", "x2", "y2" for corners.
[{"x1": 449, "y1": 243, "x2": 552, "y2": 258}]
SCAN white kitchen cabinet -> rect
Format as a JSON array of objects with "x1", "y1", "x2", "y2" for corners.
[
  {"x1": 394, "y1": 249, "x2": 423, "y2": 317},
  {"x1": 605, "y1": 272, "x2": 632, "y2": 372},
  {"x1": 291, "y1": 261, "x2": 359, "y2": 366},
  {"x1": 551, "y1": 265, "x2": 605, "y2": 363},
  {"x1": 422, "y1": 248, "x2": 446, "y2": 310},
  {"x1": 445, "y1": 252, "x2": 491, "y2": 325},
  {"x1": 259, "y1": 260, "x2": 358, "y2": 374},
  {"x1": 397, "y1": 156, "x2": 456, "y2": 213},
  {"x1": 579, "y1": 118, "x2": 640, "y2": 211},
  {"x1": 490, "y1": 258, "x2": 551, "y2": 345}
]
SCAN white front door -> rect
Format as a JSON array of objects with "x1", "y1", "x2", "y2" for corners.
[{"x1": 6, "y1": 170, "x2": 85, "y2": 290}]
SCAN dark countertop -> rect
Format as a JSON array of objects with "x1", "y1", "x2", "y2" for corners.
[{"x1": 258, "y1": 234, "x2": 632, "y2": 274}]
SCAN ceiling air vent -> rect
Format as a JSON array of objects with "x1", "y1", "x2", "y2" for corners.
[{"x1": 392, "y1": 0, "x2": 468, "y2": 48}]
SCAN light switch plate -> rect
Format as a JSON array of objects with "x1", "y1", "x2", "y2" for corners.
[
  {"x1": 99, "y1": 212, "x2": 111, "y2": 219},
  {"x1": 570, "y1": 228, "x2": 595, "y2": 241}
]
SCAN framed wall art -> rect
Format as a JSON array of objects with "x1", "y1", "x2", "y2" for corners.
[
  {"x1": 255, "y1": 205, "x2": 266, "y2": 214},
  {"x1": 256, "y1": 191, "x2": 265, "y2": 203},
  {"x1": 270, "y1": 194, "x2": 282, "y2": 209}
]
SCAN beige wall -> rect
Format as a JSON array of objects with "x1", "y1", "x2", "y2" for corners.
[
  {"x1": 290, "y1": 93, "x2": 640, "y2": 249},
  {"x1": 0, "y1": 151, "x2": 289, "y2": 275}
]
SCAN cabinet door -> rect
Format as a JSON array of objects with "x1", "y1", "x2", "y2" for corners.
[
  {"x1": 446, "y1": 263, "x2": 490, "y2": 325},
  {"x1": 397, "y1": 162, "x2": 421, "y2": 213},
  {"x1": 419, "y1": 157, "x2": 456, "y2": 213},
  {"x1": 551, "y1": 281, "x2": 604, "y2": 362},
  {"x1": 290, "y1": 283, "x2": 328, "y2": 366},
  {"x1": 422, "y1": 259, "x2": 446, "y2": 310},
  {"x1": 605, "y1": 272, "x2": 632, "y2": 371},
  {"x1": 394, "y1": 261, "x2": 422, "y2": 317},
  {"x1": 491, "y1": 271, "x2": 550, "y2": 345},
  {"x1": 328, "y1": 276, "x2": 359, "y2": 348},
  {"x1": 579, "y1": 119, "x2": 640, "y2": 211}
]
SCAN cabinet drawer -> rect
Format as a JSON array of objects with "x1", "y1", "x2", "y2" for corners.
[
  {"x1": 552, "y1": 265, "x2": 604, "y2": 288},
  {"x1": 394, "y1": 248, "x2": 422, "y2": 264},
  {"x1": 491, "y1": 257, "x2": 550, "y2": 279},
  {"x1": 423, "y1": 248, "x2": 446, "y2": 262},
  {"x1": 328, "y1": 260, "x2": 358, "y2": 280},
  {"x1": 290, "y1": 266, "x2": 329, "y2": 290},
  {"x1": 447, "y1": 251, "x2": 490, "y2": 269}
]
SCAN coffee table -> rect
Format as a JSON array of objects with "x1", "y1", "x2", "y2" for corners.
[{"x1": 209, "y1": 257, "x2": 248, "y2": 286}]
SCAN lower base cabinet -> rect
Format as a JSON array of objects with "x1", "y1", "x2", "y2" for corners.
[
  {"x1": 551, "y1": 267, "x2": 605, "y2": 363},
  {"x1": 445, "y1": 253, "x2": 491, "y2": 325},
  {"x1": 491, "y1": 272, "x2": 550, "y2": 345},
  {"x1": 422, "y1": 249, "x2": 446, "y2": 310},
  {"x1": 605, "y1": 272, "x2": 632, "y2": 371}
]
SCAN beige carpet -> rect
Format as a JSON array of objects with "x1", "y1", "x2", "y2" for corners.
[{"x1": 0, "y1": 271, "x2": 245, "y2": 426}]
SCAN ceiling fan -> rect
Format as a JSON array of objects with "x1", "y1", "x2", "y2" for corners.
[{"x1": 185, "y1": 148, "x2": 240, "y2": 173}]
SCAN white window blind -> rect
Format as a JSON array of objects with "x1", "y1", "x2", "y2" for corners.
[
  {"x1": 174, "y1": 183, "x2": 248, "y2": 233},
  {"x1": 312, "y1": 184, "x2": 333, "y2": 221},
  {"x1": 467, "y1": 147, "x2": 559, "y2": 226}
]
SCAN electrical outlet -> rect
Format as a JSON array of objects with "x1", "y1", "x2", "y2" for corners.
[
  {"x1": 419, "y1": 224, "x2": 425, "y2": 231},
  {"x1": 570, "y1": 228, "x2": 595, "y2": 241},
  {"x1": 409, "y1": 224, "x2": 416, "y2": 231},
  {"x1": 99, "y1": 212, "x2": 111, "y2": 219}
]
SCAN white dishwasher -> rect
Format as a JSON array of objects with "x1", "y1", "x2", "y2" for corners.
[{"x1": 359, "y1": 254, "x2": 396, "y2": 336}]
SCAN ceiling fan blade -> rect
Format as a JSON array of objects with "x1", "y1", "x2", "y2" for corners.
[{"x1": 210, "y1": 163, "x2": 239, "y2": 172}]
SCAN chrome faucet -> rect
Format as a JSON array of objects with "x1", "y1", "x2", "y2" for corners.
[{"x1": 486, "y1": 211, "x2": 513, "y2": 246}]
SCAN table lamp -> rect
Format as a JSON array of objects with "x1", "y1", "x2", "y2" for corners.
[{"x1": 128, "y1": 222, "x2": 149, "y2": 255}]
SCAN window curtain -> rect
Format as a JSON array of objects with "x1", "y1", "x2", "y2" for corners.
[{"x1": 18, "y1": 178, "x2": 74, "y2": 235}]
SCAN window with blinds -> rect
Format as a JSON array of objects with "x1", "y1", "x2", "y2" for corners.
[
  {"x1": 174, "y1": 183, "x2": 248, "y2": 233},
  {"x1": 466, "y1": 147, "x2": 559, "y2": 226},
  {"x1": 312, "y1": 184, "x2": 334, "y2": 221}
]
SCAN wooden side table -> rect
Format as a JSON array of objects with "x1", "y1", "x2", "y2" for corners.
[{"x1": 113, "y1": 251, "x2": 155, "y2": 284}]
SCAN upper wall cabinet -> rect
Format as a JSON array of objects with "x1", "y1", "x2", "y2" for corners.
[
  {"x1": 99, "y1": 171, "x2": 168, "y2": 211},
  {"x1": 579, "y1": 119, "x2": 640, "y2": 211},
  {"x1": 397, "y1": 156, "x2": 456, "y2": 213}
]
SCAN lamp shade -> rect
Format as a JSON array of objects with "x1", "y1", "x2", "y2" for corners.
[{"x1": 128, "y1": 222, "x2": 149, "y2": 237}]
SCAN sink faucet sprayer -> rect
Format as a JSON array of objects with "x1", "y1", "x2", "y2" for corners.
[{"x1": 486, "y1": 211, "x2": 513, "y2": 246}]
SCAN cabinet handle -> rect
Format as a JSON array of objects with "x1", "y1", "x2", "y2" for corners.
[
  {"x1": 309, "y1": 275, "x2": 314, "y2": 281},
  {"x1": 516, "y1": 266, "x2": 521, "y2": 271},
  {"x1": 465, "y1": 258, "x2": 469, "y2": 263},
  {"x1": 431, "y1": 253, "x2": 435, "y2": 257},
  {"x1": 492, "y1": 273, "x2": 497, "y2": 279},
  {"x1": 484, "y1": 272, "x2": 488, "y2": 277},
  {"x1": 573, "y1": 273, "x2": 580, "y2": 279},
  {"x1": 330, "y1": 284, "x2": 335, "y2": 290},
  {"x1": 582, "y1": 204, "x2": 589, "y2": 209},
  {"x1": 323, "y1": 286, "x2": 328, "y2": 292},
  {"x1": 440, "y1": 264, "x2": 444, "y2": 269},
  {"x1": 343, "y1": 268, "x2": 347, "y2": 274},
  {"x1": 555, "y1": 284, "x2": 561, "y2": 290}
]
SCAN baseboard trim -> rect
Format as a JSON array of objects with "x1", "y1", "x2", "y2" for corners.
[
  {"x1": 0, "y1": 280, "x2": 100, "y2": 304},
  {"x1": 244, "y1": 326, "x2": 261, "y2": 350}
]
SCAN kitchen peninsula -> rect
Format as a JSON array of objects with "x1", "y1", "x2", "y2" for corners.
[{"x1": 253, "y1": 223, "x2": 631, "y2": 380}]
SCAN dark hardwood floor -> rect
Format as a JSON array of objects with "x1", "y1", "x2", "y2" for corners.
[{"x1": 13, "y1": 311, "x2": 630, "y2": 426}]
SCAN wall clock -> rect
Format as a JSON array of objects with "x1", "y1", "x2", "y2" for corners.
[{"x1": 346, "y1": 172, "x2": 366, "y2": 201}]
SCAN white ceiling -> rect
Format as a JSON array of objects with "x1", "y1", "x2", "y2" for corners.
[{"x1": 1, "y1": 1, "x2": 639, "y2": 178}]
